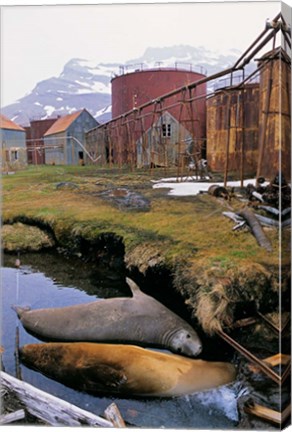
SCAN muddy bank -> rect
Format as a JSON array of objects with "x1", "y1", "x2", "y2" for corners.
[{"x1": 2, "y1": 216, "x2": 289, "y2": 340}]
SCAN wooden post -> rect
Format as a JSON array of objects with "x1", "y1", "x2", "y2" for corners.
[
  {"x1": 14, "y1": 326, "x2": 22, "y2": 381},
  {"x1": 140, "y1": 111, "x2": 147, "y2": 168},
  {"x1": 256, "y1": 36, "x2": 276, "y2": 185},
  {"x1": 104, "y1": 403, "x2": 126, "y2": 427},
  {"x1": 240, "y1": 71, "x2": 245, "y2": 188},
  {"x1": 176, "y1": 90, "x2": 186, "y2": 182},
  {"x1": 224, "y1": 92, "x2": 232, "y2": 187}
]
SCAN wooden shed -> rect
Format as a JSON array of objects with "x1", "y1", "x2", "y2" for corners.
[
  {"x1": 1, "y1": 114, "x2": 27, "y2": 170},
  {"x1": 43, "y1": 109, "x2": 99, "y2": 165},
  {"x1": 136, "y1": 111, "x2": 196, "y2": 168}
]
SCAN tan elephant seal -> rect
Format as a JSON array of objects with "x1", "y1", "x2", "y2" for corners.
[
  {"x1": 13, "y1": 277, "x2": 202, "y2": 357},
  {"x1": 19, "y1": 342, "x2": 236, "y2": 397}
]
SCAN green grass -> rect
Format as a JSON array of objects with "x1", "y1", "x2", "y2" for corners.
[
  {"x1": 3, "y1": 165, "x2": 280, "y2": 264},
  {"x1": 3, "y1": 165, "x2": 285, "y2": 334}
]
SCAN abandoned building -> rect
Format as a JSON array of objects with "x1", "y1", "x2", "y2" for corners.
[
  {"x1": 207, "y1": 47, "x2": 291, "y2": 181},
  {"x1": 25, "y1": 118, "x2": 58, "y2": 164},
  {"x1": 1, "y1": 114, "x2": 27, "y2": 170},
  {"x1": 43, "y1": 109, "x2": 99, "y2": 165}
]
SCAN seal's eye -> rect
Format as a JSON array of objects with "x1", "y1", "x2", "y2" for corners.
[
  {"x1": 177, "y1": 348, "x2": 182, "y2": 353},
  {"x1": 186, "y1": 334, "x2": 191, "y2": 338}
]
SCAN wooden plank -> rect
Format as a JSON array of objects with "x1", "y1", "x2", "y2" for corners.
[
  {"x1": 0, "y1": 409, "x2": 26, "y2": 425},
  {"x1": 248, "y1": 353, "x2": 291, "y2": 374},
  {"x1": 104, "y1": 402, "x2": 126, "y2": 427},
  {"x1": 244, "y1": 402, "x2": 291, "y2": 425},
  {"x1": 1, "y1": 371, "x2": 113, "y2": 427},
  {"x1": 263, "y1": 353, "x2": 291, "y2": 367}
]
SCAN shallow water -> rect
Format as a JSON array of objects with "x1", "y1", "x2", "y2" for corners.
[{"x1": 1, "y1": 252, "x2": 239, "y2": 428}]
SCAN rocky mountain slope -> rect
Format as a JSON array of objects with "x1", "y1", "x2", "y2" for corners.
[{"x1": 2, "y1": 45, "x2": 246, "y2": 126}]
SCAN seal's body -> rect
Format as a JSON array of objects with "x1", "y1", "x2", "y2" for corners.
[
  {"x1": 19, "y1": 342, "x2": 236, "y2": 397},
  {"x1": 13, "y1": 278, "x2": 202, "y2": 357}
]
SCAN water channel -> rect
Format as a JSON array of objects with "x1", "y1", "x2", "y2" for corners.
[{"x1": 2, "y1": 252, "x2": 240, "y2": 428}]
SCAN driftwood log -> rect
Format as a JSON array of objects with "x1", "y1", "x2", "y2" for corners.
[
  {"x1": 237, "y1": 208, "x2": 272, "y2": 252},
  {"x1": 0, "y1": 409, "x2": 25, "y2": 425},
  {"x1": 0, "y1": 371, "x2": 113, "y2": 427}
]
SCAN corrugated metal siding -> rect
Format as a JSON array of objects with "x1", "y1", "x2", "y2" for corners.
[
  {"x1": 1, "y1": 129, "x2": 26, "y2": 148},
  {"x1": 67, "y1": 110, "x2": 98, "y2": 165},
  {"x1": 44, "y1": 111, "x2": 98, "y2": 165},
  {"x1": 26, "y1": 119, "x2": 58, "y2": 164},
  {"x1": 258, "y1": 52, "x2": 291, "y2": 180},
  {"x1": 44, "y1": 132, "x2": 66, "y2": 165},
  {"x1": 1, "y1": 128, "x2": 27, "y2": 168},
  {"x1": 136, "y1": 112, "x2": 193, "y2": 167},
  {"x1": 207, "y1": 84, "x2": 259, "y2": 176}
]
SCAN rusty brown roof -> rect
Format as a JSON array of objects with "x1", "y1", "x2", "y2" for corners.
[
  {"x1": 0, "y1": 114, "x2": 25, "y2": 132},
  {"x1": 44, "y1": 110, "x2": 83, "y2": 136}
]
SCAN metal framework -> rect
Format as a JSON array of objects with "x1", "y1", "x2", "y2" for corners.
[{"x1": 85, "y1": 12, "x2": 291, "y2": 184}]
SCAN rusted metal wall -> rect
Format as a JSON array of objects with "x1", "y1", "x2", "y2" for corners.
[
  {"x1": 257, "y1": 48, "x2": 291, "y2": 181},
  {"x1": 112, "y1": 68, "x2": 206, "y2": 119},
  {"x1": 25, "y1": 119, "x2": 58, "y2": 164},
  {"x1": 207, "y1": 83, "x2": 260, "y2": 176}
]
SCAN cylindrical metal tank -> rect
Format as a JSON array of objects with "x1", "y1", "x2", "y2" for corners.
[
  {"x1": 257, "y1": 48, "x2": 291, "y2": 181},
  {"x1": 111, "y1": 67, "x2": 207, "y2": 165},
  {"x1": 111, "y1": 67, "x2": 206, "y2": 117},
  {"x1": 207, "y1": 83, "x2": 260, "y2": 176}
]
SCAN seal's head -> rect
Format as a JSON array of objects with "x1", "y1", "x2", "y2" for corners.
[{"x1": 169, "y1": 329, "x2": 202, "y2": 357}]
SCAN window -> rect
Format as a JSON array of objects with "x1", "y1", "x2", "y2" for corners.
[
  {"x1": 162, "y1": 123, "x2": 171, "y2": 137},
  {"x1": 11, "y1": 150, "x2": 18, "y2": 160}
]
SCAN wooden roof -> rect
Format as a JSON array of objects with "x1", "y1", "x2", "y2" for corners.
[{"x1": 0, "y1": 114, "x2": 25, "y2": 132}]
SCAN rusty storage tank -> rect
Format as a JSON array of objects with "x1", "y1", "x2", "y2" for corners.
[
  {"x1": 257, "y1": 47, "x2": 291, "y2": 181},
  {"x1": 207, "y1": 83, "x2": 260, "y2": 176},
  {"x1": 111, "y1": 66, "x2": 207, "y2": 140}
]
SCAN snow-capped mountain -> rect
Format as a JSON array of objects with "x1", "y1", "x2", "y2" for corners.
[{"x1": 1, "y1": 45, "x2": 246, "y2": 126}]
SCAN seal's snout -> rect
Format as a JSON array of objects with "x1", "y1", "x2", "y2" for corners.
[
  {"x1": 184, "y1": 341, "x2": 202, "y2": 357},
  {"x1": 195, "y1": 343, "x2": 203, "y2": 356}
]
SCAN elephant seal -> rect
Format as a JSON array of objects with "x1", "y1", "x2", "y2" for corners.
[
  {"x1": 19, "y1": 342, "x2": 236, "y2": 397},
  {"x1": 13, "y1": 277, "x2": 202, "y2": 357}
]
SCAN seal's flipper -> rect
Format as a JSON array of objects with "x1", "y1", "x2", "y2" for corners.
[
  {"x1": 82, "y1": 362, "x2": 128, "y2": 392},
  {"x1": 126, "y1": 277, "x2": 143, "y2": 297}
]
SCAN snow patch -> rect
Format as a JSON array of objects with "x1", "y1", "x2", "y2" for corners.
[
  {"x1": 44, "y1": 105, "x2": 55, "y2": 116},
  {"x1": 152, "y1": 178, "x2": 258, "y2": 196},
  {"x1": 74, "y1": 79, "x2": 111, "y2": 94},
  {"x1": 95, "y1": 105, "x2": 112, "y2": 118}
]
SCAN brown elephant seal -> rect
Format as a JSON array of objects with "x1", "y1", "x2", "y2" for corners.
[
  {"x1": 13, "y1": 277, "x2": 202, "y2": 357},
  {"x1": 19, "y1": 342, "x2": 236, "y2": 397}
]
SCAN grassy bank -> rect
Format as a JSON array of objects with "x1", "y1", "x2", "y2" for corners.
[{"x1": 3, "y1": 165, "x2": 288, "y2": 334}]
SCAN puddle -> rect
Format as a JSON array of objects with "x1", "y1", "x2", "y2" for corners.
[{"x1": 1, "y1": 252, "x2": 239, "y2": 428}]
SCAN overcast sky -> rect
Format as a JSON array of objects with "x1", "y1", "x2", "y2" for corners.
[{"x1": 0, "y1": 0, "x2": 287, "y2": 107}]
